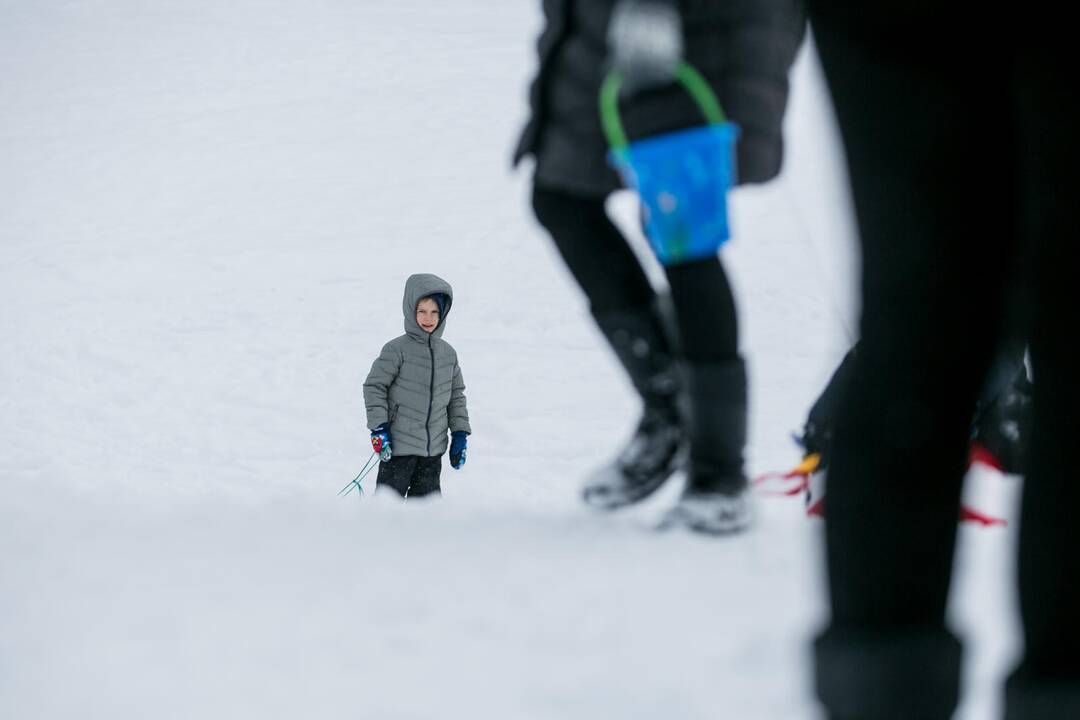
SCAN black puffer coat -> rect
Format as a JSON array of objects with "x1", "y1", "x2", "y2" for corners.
[{"x1": 514, "y1": 0, "x2": 806, "y2": 196}]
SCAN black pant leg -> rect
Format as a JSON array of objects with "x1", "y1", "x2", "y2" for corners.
[
  {"x1": 662, "y1": 257, "x2": 738, "y2": 363},
  {"x1": 531, "y1": 183, "x2": 655, "y2": 314},
  {"x1": 1004, "y1": 43, "x2": 1080, "y2": 720},
  {"x1": 407, "y1": 456, "x2": 443, "y2": 498},
  {"x1": 531, "y1": 184, "x2": 745, "y2": 367},
  {"x1": 375, "y1": 456, "x2": 415, "y2": 498},
  {"x1": 807, "y1": 6, "x2": 1020, "y2": 718}
]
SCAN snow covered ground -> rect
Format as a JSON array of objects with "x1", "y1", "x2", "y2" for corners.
[{"x1": 1, "y1": 2, "x2": 1021, "y2": 718}]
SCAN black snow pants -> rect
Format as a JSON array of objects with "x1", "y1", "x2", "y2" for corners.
[
  {"x1": 807, "y1": 5, "x2": 1080, "y2": 719},
  {"x1": 375, "y1": 455, "x2": 442, "y2": 499},
  {"x1": 530, "y1": 184, "x2": 739, "y2": 364}
]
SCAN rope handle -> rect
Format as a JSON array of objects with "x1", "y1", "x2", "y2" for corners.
[
  {"x1": 752, "y1": 453, "x2": 821, "y2": 497},
  {"x1": 338, "y1": 451, "x2": 379, "y2": 498}
]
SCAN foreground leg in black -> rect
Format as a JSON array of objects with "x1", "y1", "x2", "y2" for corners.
[
  {"x1": 1003, "y1": 40, "x2": 1080, "y2": 720},
  {"x1": 806, "y1": 4, "x2": 1019, "y2": 717}
]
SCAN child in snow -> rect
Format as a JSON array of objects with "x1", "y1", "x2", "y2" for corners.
[{"x1": 363, "y1": 273, "x2": 471, "y2": 498}]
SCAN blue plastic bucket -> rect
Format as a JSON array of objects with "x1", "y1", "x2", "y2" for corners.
[{"x1": 600, "y1": 63, "x2": 739, "y2": 266}]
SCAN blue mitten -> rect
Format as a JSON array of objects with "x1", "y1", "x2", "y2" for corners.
[
  {"x1": 371, "y1": 423, "x2": 392, "y2": 462},
  {"x1": 449, "y1": 431, "x2": 468, "y2": 469}
]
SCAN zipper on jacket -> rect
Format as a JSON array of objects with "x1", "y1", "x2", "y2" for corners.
[{"x1": 425, "y1": 337, "x2": 435, "y2": 456}]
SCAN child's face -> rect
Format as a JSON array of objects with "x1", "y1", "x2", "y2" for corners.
[{"x1": 415, "y1": 298, "x2": 440, "y2": 333}]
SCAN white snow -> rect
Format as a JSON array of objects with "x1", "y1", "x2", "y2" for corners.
[{"x1": 1, "y1": 2, "x2": 1020, "y2": 718}]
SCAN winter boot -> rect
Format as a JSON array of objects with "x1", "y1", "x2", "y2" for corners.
[
  {"x1": 658, "y1": 357, "x2": 751, "y2": 534},
  {"x1": 814, "y1": 625, "x2": 962, "y2": 720},
  {"x1": 582, "y1": 303, "x2": 686, "y2": 510}
]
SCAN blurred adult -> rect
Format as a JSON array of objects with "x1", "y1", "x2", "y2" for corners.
[
  {"x1": 515, "y1": 0, "x2": 805, "y2": 533},
  {"x1": 805, "y1": 4, "x2": 1080, "y2": 718}
]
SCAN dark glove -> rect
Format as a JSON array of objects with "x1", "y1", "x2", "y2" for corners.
[
  {"x1": 607, "y1": 0, "x2": 683, "y2": 95},
  {"x1": 371, "y1": 423, "x2": 392, "y2": 462},
  {"x1": 449, "y1": 431, "x2": 468, "y2": 470}
]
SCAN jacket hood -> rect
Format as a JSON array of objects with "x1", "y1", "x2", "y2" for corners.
[{"x1": 403, "y1": 273, "x2": 454, "y2": 341}]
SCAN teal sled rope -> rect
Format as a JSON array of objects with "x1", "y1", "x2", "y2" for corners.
[{"x1": 338, "y1": 451, "x2": 379, "y2": 498}]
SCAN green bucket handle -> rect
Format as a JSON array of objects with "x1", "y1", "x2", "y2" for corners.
[{"x1": 600, "y1": 61, "x2": 727, "y2": 151}]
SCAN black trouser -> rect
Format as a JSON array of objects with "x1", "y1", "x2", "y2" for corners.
[
  {"x1": 530, "y1": 184, "x2": 738, "y2": 364},
  {"x1": 807, "y1": 338, "x2": 1028, "y2": 467},
  {"x1": 808, "y1": 5, "x2": 1080, "y2": 718},
  {"x1": 375, "y1": 455, "x2": 442, "y2": 499}
]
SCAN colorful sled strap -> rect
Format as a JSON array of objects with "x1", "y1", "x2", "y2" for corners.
[
  {"x1": 960, "y1": 506, "x2": 1007, "y2": 527},
  {"x1": 752, "y1": 453, "x2": 821, "y2": 497},
  {"x1": 753, "y1": 452, "x2": 1006, "y2": 526},
  {"x1": 338, "y1": 452, "x2": 379, "y2": 498}
]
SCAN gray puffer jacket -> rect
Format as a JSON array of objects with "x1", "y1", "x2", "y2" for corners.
[{"x1": 363, "y1": 274, "x2": 471, "y2": 458}]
